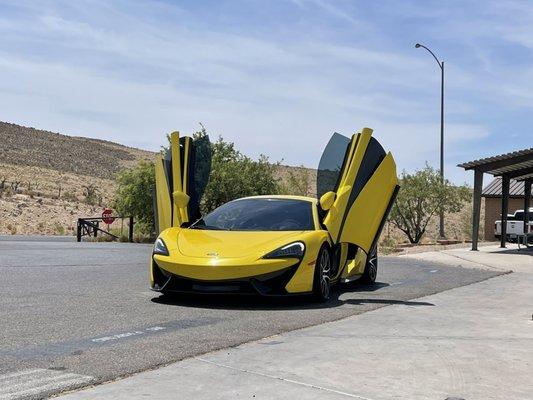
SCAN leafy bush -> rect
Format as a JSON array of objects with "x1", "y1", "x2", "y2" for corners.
[
  {"x1": 278, "y1": 167, "x2": 313, "y2": 197},
  {"x1": 83, "y1": 184, "x2": 102, "y2": 206},
  {"x1": 200, "y1": 133, "x2": 281, "y2": 213},
  {"x1": 53, "y1": 223, "x2": 65, "y2": 236},
  {"x1": 115, "y1": 127, "x2": 282, "y2": 234},
  {"x1": 113, "y1": 160, "x2": 155, "y2": 234},
  {"x1": 62, "y1": 190, "x2": 78, "y2": 203},
  {"x1": 389, "y1": 165, "x2": 470, "y2": 244}
]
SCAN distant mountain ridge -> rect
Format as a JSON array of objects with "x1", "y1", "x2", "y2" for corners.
[{"x1": 0, "y1": 121, "x2": 154, "y2": 179}]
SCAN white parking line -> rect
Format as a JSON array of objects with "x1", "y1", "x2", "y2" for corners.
[
  {"x1": 429, "y1": 269, "x2": 438, "y2": 273},
  {"x1": 91, "y1": 325, "x2": 166, "y2": 343},
  {"x1": 0, "y1": 369, "x2": 93, "y2": 400}
]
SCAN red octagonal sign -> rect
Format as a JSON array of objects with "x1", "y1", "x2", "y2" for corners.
[{"x1": 102, "y1": 208, "x2": 115, "y2": 225}]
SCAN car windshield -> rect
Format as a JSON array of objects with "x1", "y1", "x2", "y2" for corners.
[{"x1": 191, "y1": 198, "x2": 315, "y2": 231}]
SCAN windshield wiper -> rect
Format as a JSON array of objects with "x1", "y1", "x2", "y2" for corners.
[
  {"x1": 189, "y1": 219, "x2": 229, "y2": 230},
  {"x1": 190, "y1": 225, "x2": 227, "y2": 230}
]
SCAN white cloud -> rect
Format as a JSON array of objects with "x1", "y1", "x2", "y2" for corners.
[{"x1": 0, "y1": 0, "x2": 531, "y2": 187}]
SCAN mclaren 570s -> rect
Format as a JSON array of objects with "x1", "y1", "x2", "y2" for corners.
[{"x1": 150, "y1": 128, "x2": 399, "y2": 301}]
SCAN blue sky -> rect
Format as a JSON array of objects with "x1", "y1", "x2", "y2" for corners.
[{"x1": 1, "y1": 0, "x2": 532, "y2": 184}]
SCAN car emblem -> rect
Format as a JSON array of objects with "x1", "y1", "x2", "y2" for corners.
[{"x1": 206, "y1": 252, "x2": 219, "y2": 257}]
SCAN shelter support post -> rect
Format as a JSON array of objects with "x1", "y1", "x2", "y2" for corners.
[
  {"x1": 471, "y1": 170, "x2": 483, "y2": 251},
  {"x1": 524, "y1": 180, "x2": 532, "y2": 235},
  {"x1": 500, "y1": 175, "x2": 510, "y2": 248}
]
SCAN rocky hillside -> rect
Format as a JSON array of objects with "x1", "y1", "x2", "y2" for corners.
[
  {"x1": 0, "y1": 121, "x2": 153, "y2": 179},
  {"x1": 0, "y1": 122, "x2": 155, "y2": 236}
]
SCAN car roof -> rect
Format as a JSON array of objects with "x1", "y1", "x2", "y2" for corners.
[{"x1": 237, "y1": 195, "x2": 317, "y2": 204}]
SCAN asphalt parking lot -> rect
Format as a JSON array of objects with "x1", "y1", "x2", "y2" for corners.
[{"x1": 0, "y1": 237, "x2": 504, "y2": 399}]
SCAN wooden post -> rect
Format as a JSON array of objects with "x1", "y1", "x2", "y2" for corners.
[
  {"x1": 77, "y1": 219, "x2": 82, "y2": 242},
  {"x1": 129, "y1": 216, "x2": 134, "y2": 243},
  {"x1": 471, "y1": 170, "x2": 483, "y2": 251},
  {"x1": 500, "y1": 175, "x2": 510, "y2": 248}
]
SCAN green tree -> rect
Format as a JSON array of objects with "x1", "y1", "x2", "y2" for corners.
[
  {"x1": 389, "y1": 165, "x2": 470, "y2": 244},
  {"x1": 278, "y1": 166, "x2": 313, "y2": 197},
  {"x1": 118, "y1": 126, "x2": 282, "y2": 232},
  {"x1": 201, "y1": 135, "x2": 281, "y2": 213},
  {"x1": 114, "y1": 160, "x2": 155, "y2": 233}
]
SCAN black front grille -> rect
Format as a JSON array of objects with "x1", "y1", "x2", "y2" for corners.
[{"x1": 152, "y1": 259, "x2": 300, "y2": 296}]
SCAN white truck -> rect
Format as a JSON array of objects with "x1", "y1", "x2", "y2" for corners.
[{"x1": 495, "y1": 208, "x2": 533, "y2": 243}]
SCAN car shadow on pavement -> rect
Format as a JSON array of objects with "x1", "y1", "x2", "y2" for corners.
[
  {"x1": 341, "y1": 298, "x2": 434, "y2": 307},
  {"x1": 151, "y1": 281, "x2": 434, "y2": 310},
  {"x1": 496, "y1": 247, "x2": 533, "y2": 256}
]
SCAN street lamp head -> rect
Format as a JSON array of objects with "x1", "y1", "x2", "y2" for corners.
[{"x1": 415, "y1": 43, "x2": 421, "y2": 48}]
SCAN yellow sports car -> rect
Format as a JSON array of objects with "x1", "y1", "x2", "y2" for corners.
[{"x1": 150, "y1": 128, "x2": 399, "y2": 301}]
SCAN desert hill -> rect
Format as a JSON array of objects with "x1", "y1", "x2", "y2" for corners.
[
  {"x1": 0, "y1": 122, "x2": 154, "y2": 235},
  {"x1": 0, "y1": 122, "x2": 317, "y2": 236},
  {"x1": 0, "y1": 121, "x2": 153, "y2": 179}
]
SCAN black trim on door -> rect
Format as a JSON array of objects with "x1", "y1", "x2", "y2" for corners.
[{"x1": 369, "y1": 184, "x2": 400, "y2": 254}]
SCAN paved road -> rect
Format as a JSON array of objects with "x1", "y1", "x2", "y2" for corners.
[{"x1": 0, "y1": 238, "x2": 503, "y2": 399}]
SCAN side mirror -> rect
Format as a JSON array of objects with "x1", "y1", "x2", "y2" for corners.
[
  {"x1": 319, "y1": 191, "x2": 335, "y2": 211},
  {"x1": 173, "y1": 191, "x2": 190, "y2": 208}
]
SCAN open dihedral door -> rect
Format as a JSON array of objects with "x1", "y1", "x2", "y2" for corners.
[
  {"x1": 317, "y1": 128, "x2": 399, "y2": 278},
  {"x1": 154, "y1": 132, "x2": 211, "y2": 234}
]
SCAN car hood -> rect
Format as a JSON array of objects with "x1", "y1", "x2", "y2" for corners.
[{"x1": 176, "y1": 228, "x2": 306, "y2": 259}]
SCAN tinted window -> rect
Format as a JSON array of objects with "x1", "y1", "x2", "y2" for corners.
[
  {"x1": 512, "y1": 212, "x2": 532, "y2": 221},
  {"x1": 317, "y1": 133, "x2": 351, "y2": 199},
  {"x1": 192, "y1": 198, "x2": 315, "y2": 231},
  {"x1": 187, "y1": 134, "x2": 212, "y2": 221}
]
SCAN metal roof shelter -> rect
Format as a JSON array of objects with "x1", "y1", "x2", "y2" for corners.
[
  {"x1": 482, "y1": 177, "x2": 529, "y2": 197},
  {"x1": 458, "y1": 147, "x2": 533, "y2": 250}
]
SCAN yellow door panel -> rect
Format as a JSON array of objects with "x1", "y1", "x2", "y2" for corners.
[
  {"x1": 170, "y1": 132, "x2": 184, "y2": 227},
  {"x1": 323, "y1": 128, "x2": 371, "y2": 243},
  {"x1": 180, "y1": 137, "x2": 191, "y2": 223},
  {"x1": 154, "y1": 153, "x2": 172, "y2": 233},
  {"x1": 154, "y1": 131, "x2": 212, "y2": 234},
  {"x1": 339, "y1": 153, "x2": 398, "y2": 252},
  {"x1": 320, "y1": 127, "x2": 399, "y2": 256}
]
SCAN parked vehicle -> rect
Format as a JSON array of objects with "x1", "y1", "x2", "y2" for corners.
[
  {"x1": 495, "y1": 208, "x2": 533, "y2": 242},
  {"x1": 151, "y1": 129, "x2": 399, "y2": 301}
]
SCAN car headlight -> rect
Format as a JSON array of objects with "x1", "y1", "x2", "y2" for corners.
[
  {"x1": 263, "y1": 242, "x2": 305, "y2": 259},
  {"x1": 153, "y1": 238, "x2": 169, "y2": 256}
]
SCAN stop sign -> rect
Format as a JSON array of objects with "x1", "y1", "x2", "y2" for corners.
[{"x1": 102, "y1": 208, "x2": 115, "y2": 225}]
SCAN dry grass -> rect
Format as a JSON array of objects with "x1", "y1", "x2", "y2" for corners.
[
  {"x1": 0, "y1": 193, "x2": 102, "y2": 235},
  {"x1": 0, "y1": 122, "x2": 156, "y2": 236}
]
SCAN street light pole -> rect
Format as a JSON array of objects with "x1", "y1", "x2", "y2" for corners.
[{"x1": 415, "y1": 43, "x2": 446, "y2": 239}]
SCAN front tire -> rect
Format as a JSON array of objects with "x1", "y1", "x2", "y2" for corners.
[
  {"x1": 312, "y1": 245, "x2": 331, "y2": 302},
  {"x1": 361, "y1": 246, "x2": 378, "y2": 284}
]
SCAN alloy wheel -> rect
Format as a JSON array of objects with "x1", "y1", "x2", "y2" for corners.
[
  {"x1": 319, "y1": 249, "x2": 331, "y2": 298},
  {"x1": 367, "y1": 250, "x2": 377, "y2": 282}
]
